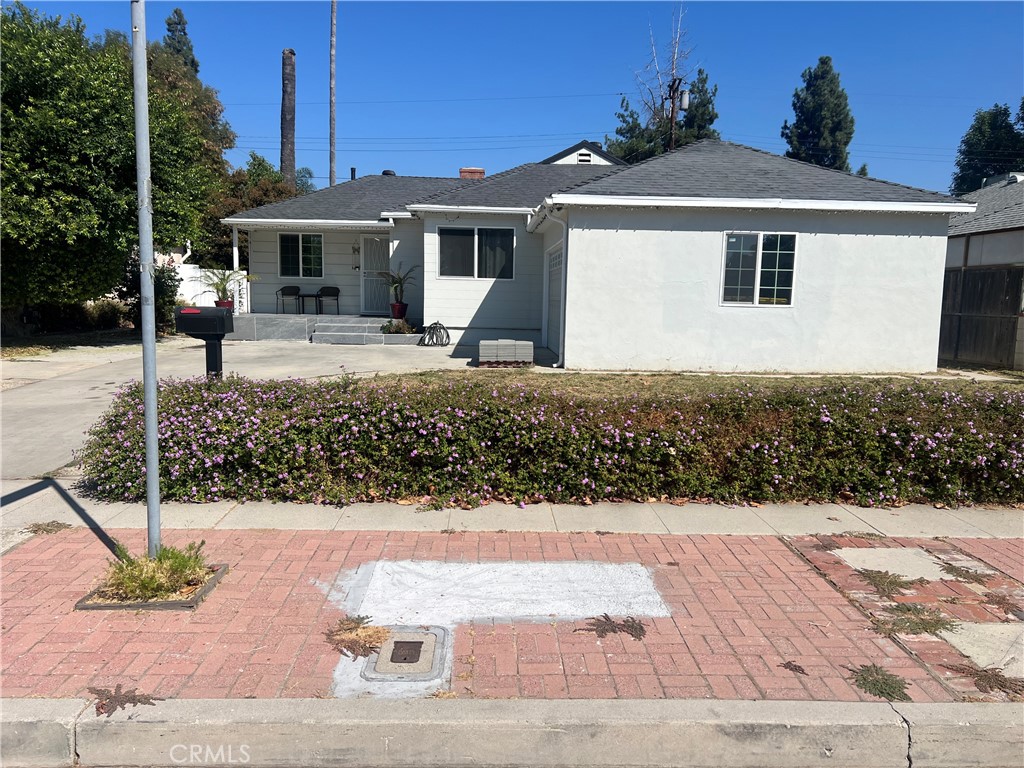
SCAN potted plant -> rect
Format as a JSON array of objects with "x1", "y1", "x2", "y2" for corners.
[
  {"x1": 377, "y1": 262, "x2": 417, "y2": 320},
  {"x1": 198, "y1": 269, "x2": 257, "y2": 309}
]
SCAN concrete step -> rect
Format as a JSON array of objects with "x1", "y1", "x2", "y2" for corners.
[
  {"x1": 315, "y1": 323, "x2": 383, "y2": 335},
  {"x1": 311, "y1": 332, "x2": 385, "y2": 345},
  {"x1": 315, "y1": 315, "x2": 387, "y2": 327}
]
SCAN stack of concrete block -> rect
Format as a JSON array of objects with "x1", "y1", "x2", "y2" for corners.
[{"x1": 479, "y1": 339, "x2": 533, "y2": 366}]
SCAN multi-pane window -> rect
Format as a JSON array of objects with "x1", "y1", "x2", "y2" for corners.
[
  {"x1": 439, "y1": 227, "x2": 514, "y2": 279},
  {"x1": 279, "y1": 233, "x2": 323, "y2": 278},
  {"x1": 722, "y1": 233, "x2": 795, "y2": 306}
]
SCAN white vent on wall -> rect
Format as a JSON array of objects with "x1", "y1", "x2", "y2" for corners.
[{"x1": 577, "y1": 152, "x2": 592, "y2": 164}]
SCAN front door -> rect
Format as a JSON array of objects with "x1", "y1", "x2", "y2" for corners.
[{"x1": 361, "y1": 236, "x2": 390, "y2": 315}]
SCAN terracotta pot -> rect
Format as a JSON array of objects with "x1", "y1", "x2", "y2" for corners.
[
  {"x1": 214, "y1": 300, "x2": 234, "y2": 309},
  {"x1": 390, "y1": 302, "x2": 408, "y2": 320}
]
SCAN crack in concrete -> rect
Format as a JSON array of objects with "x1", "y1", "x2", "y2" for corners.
[{"x1": 889, "y1": 702, "x2": 913, "y2": 768}]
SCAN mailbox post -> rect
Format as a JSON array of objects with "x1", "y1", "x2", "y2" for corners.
[{"x1": 174, "y1": 307, "x2": 234, "y2": 378}]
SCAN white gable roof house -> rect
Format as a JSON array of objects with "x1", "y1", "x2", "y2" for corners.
[{"x1": 222, "y1": 140, "x2": 974, "y2": 373}]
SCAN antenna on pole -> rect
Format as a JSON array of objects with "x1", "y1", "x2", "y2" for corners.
[{"x1": 129, "y1": 0, "x2": 161, "y2": 558}]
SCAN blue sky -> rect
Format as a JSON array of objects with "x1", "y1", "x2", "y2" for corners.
[{"x1": 19, "y1": 1, "x2": 1024, "y2": 192}]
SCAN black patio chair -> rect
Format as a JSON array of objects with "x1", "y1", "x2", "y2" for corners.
[
  {"x1": 276, "y1": 285, "x2": 301, "y2": 314},
  {"x1": 316, "y1": 286, "x2": 340, "y2": 315}
]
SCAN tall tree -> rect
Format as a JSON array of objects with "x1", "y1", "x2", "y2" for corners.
[
  {"x1": 780, "y1": 56, "x2": 855, "y2": 172},
  {"x1": 950, "y1": 100, "x2": 1024, "y2": 195},
  {"x1": 678, "y1": 68, "x2": 720, "y2": 145},
  {"x1": 192, "y1": 153, "x2": 315, "y2": 268},
  {"x1": 163, "y1": 8, "x2": 198, "y2": 74},
  {"x1": 605, "y1": 15, "x2": 720, "y2": 164},
  {"x1": 1, "y1": 3, "x2": 212, "y2": 318},
  {"x1": 281, "y1": 48, "x2": 296, "y2": 189},
  {"x1": 329, "y1": 0, "x2": 337, "y2": 187}
]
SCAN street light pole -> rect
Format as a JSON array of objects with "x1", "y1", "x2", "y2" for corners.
[{"x1": 130, "y1": 0, "x2": 161, "y2": 558}]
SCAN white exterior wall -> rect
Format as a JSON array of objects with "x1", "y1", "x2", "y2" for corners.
[
  {"x1": 389, "y1": 219, "x2": 425, "y2": 325},
  {"x1": 563, "y1": 208, "x2": 950, "y2": 373},
  {"x1": 948, "y1": 229, "x2": 1024, "y2": 269},
  {"x1": 246, "y1": 228, "x2": 388, "y2": 315},
  {"x1": 421, "y1": 213, "x2": 544, "y2": 346},
  {"x1": 549, "y1": 151, "x2": 616, "y2": 166},
  {"x1": 965, "y1": 229, "x2": 1024, "y2": 267}
]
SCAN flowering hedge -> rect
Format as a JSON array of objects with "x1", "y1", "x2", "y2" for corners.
[{"x1": 79, "y1": 376, "x2": 1024, "y2": 507}]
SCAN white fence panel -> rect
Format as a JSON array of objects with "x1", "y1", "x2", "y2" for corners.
[{"x1": 176, "y1": 265, "x2": 251, "y2": 313}]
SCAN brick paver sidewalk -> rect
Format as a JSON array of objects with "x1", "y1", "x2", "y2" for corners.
[{"x1": 2, "y1": 528, "x2": 1020, "y2": 703}]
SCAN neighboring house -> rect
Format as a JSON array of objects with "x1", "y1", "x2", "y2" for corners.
[
  {"x1": 223, "y1": 140, "x2": 973, "y2": 373},
  {"x1": 940, "y1": 173, "x2": 1024, "y2": 370}
]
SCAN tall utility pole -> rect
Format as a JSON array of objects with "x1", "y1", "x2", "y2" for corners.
[
  {"x1": 281, "y1": 48, "x2": 296, "y2": 189},
  {"x1": 129, "y1": 0, "x2": 161, "y2": 557},
  {"x1": 667, "y1": 77, "x2": 683, "y2": 151},
  {"x1": 329, "y1": 1, "x2": 337, "y2": 186}
]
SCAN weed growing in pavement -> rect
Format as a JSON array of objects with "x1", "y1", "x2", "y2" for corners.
[
  {"x1": 576, "y1": 614, "x2": 647, "y2": 640},
  {"x1": 99, "y1": 540, "x2": 209, "y2": 602},
  {"x1": 847, "y1": 664, "x2": 912, "y2": 702},
  {"x1": 25, "y1": 520, "x2": 72, "y2": 534},
  {"x1": 778, "y1": 660, "x2": 808, "y2": 675},
  {"x1": 88, "y1": 684, "x2": 164, "y2": 717},
  {"x1": 324, "y1": 615, "x2": 390, "y2": 660},
  {"x1": 856, "y1": 569, "x2": 928, "y2": 598},
  {"x1": 871, "y1": 604, "x2": 960, "y2": 637},
  {"x1": 79, "y1": 376, "x2": 1024, "y2": 508},
  {"x1": 942, "y1": 664, "x2": 1024, "y2": 698},
  {"x1": 938, "y1": 562, "x2": 990, "y2": 584},
  {"x1": 983, "y1": 593, "x2": 1024, "y2": 619}
]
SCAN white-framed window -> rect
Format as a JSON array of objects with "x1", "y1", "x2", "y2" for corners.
[
  {"x1": 279, "y1": 233, "x2": 323, "y2": 278},
  {"x1": 721, "y1": 232, "x2": 796, "y2": 306},
  {"x1": 438, "y1": 227, "x2": 514, "y2": 279}
]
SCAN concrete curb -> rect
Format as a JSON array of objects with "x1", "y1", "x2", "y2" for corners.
[{"x1": 2, "y1": 698, "x2": 1021, "y2": 768}]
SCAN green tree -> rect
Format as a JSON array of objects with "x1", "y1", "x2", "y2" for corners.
[
  {"x1": 678, "y1": 68, "x2": 720, "y2": 145},
  {"x1": 606, "y1": 68, "x2": 720, "y2": 164},
  {"x1": 950, "y1": 100, "x2": 1024, "y2": 194},
  {"x1": 856, "y1": 163, "x2": 869, "y2": 177},
  {"x1": 1, "y1": 3, "x2": 211, "y2": 320},
  {"x1": 192, "y1": 153, "x2": 314, "y2": 268},
  {"x1": 163, "y1": 8, "x2": 198, "y2": 74},
  {"x1": 780, "y1": 56, "x2": 855, "y2": 171}
]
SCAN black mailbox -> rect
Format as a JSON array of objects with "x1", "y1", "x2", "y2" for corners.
[
  {"x1": 175, "y1": 306, "x2": 233, "y2": 339},
  {"x1": 175, "y1": 307, "x2": 234, "y2": 378}
]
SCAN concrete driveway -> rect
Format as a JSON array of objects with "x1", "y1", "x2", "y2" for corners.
[{"x1": 0, "y1": 339, "x2": 471, "y2": 481}]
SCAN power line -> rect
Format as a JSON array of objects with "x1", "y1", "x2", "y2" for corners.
[{"x1": 222, "y1": 92, "x2": 626, "y2": 107}]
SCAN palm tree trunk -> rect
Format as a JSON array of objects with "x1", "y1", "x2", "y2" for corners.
[{"x1": 281, "y1": 48, "x2": 296, "y2": 189}]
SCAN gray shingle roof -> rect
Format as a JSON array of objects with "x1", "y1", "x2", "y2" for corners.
[
  {"x1": 412, "y1": 163, "x2": 614, "y2": 209},
  {"x1": 560, "y1": 140, "x2": 956, "y2": 204},
  {"x1": 948, "y1": 175, "x2": 1024, "y2": 236},
  {"x1": 226, "y1": 175, "x2": 474, "y2": 221}
]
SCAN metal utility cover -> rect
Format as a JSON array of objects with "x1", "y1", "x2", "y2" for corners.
[{"x1": 362, "y1": 627, "x2": 446, "y2": 682}]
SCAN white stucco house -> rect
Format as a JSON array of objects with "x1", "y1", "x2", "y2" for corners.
[{"x1": 223, "y1": 140, "x2": 974, "y2": 373}]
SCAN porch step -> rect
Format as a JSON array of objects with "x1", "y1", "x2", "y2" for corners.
[
  {"x1": 315, "y1": 323, "x2": 382, "y2": 335},
  {"x1": 314, "y1": 315, "x2": 387, "y2": 328},
  {"x1": 311, "y1": 332, "x2": 385, "y2": 345}
]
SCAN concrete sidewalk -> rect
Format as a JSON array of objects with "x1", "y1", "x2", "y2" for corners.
[{"x1": 3, "y1": 476, "x2": 1022, "y2": 544}]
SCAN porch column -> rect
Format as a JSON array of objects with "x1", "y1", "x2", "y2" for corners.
[{"x1": 231, "y1": 225, "x2": 240, "y2": 314}]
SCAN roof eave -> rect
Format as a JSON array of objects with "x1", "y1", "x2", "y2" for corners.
[
  {"x1": 547, "y1": 194, "x2": 976, "y2": 214},
  {"x1": 220, "y1": 218, "x2": 394, "y2": 229},
  {"x1": 406, "y1": 204, "x2": 535, "y2": 215}
]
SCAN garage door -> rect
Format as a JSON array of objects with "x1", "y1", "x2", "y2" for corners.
[{"x1": 546, "y1": 248, "x2": 562, "y2": 356}]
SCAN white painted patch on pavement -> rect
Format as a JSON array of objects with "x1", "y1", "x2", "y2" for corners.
[
  {"x1": 833, "y1": 547, "x2": 949, "y2": 582},
  {"x1": 314, "y1": 560, "x2": 669, "y2": 699},
  {"x1": 323, "y1": 561, "x2": 670, "y2": 625},
  {"x1": 941, "y1": 623, "x2": 1024, "y2": 678}
]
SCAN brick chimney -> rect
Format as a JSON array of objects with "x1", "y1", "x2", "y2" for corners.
[{"x1": 459, "y1": 167, "x2": 485, "y2": 180}]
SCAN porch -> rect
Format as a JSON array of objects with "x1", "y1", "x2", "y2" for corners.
[{"x1": 226, "y1": 313, "x2": 414, "y2": 345}]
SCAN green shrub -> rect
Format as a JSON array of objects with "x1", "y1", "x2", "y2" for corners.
[
  {"x1": 100, "y1": 540, "x2": 209, "y2": 602},
  {"x1": 117, "y1": 256, "x2": 182, "y2": 333},
  {"x1": 380, "y1": 319, "x2": 418, "y2": 334},
  {"x1": 79, "y1": 377, "x2": 1024, "y2": 507},
  {"x1": 85, "y1": 299, "x2": 128, "y2": 330}
]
